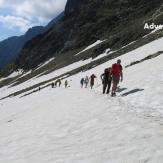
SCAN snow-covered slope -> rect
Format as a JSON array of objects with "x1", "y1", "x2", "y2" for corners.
[
  {"x1": 0, "y1": 37, "x2": 163, "y2": 163},
  {"x1": 0, "y1": 70, "x2": 22, "y2": 82},
  {"x1": 1, "y1": 37, "x2": 163, "y2": 99},
  {"x1": 75, "y1": 40, "x2": 106, "y2": 56}
]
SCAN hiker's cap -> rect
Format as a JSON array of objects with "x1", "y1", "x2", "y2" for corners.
[{"x1": 117, "y1": 59, "x2": 121, "y2": 63}]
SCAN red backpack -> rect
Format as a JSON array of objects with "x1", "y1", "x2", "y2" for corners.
[{"x1": 112, "y1": 63, "x2": 122, "y2": 76}]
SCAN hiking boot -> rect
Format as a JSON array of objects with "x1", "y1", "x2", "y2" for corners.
[{"x1": 111, "y1": 92, "x2": 116, "y2": 97}]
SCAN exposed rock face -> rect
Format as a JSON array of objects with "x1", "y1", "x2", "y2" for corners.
[
  {"x1": 65, "y1": 0, "x2": 86, "y2": 15},
  {"x1": 14, "y1": 0, "x2": 163, "y2": 70}
]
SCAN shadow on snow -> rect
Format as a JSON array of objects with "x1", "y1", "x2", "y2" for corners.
[
  {"x1": 116, "y1": 87, "x2": 127, "y2": 93},
  {"x1": 121, "y1": 88, "x2": 144, "y2": 96}
]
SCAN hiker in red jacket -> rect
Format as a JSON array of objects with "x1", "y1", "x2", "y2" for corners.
[{"x1": 111, "y1": 59, "x2": 123, "y2": 96}]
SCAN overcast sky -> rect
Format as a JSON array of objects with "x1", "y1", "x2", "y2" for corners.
[{"x1": 0, "y1": 0, "x2": 67, "y2": 41}]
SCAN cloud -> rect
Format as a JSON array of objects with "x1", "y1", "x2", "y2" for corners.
[
  {"x1": 0, "y1": 0, "x2": 67, "y2": 21},
  {"x1": 0, "y1": 0, "x2": 67, "y2": 32},
  {"x1": 18, "y1": 0, "x2": 67, "y2": 21},
  {"x1": 0, "y1": 15, "x2": 33, "y2": 32}
]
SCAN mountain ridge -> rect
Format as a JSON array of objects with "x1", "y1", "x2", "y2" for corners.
[{"x1": 0, "y1": 12, "x2": 64, "y2": 68}]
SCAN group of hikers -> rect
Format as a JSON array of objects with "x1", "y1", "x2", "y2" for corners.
[
  {"x1": 50, "y1": 59, "x2": 123, "y2": 97},
  {"x1": 51, "y1": 79, "x2": 69, "y2": 88},
  {"x1": 102, "y1": 59, "x2": 123, "y2": 96},
  {"x1": 80, "y1": 59, "x2": 123, "y2": 96},
  {"x1": 80, "y1": 74, "x2": 97, "y2": 89}
]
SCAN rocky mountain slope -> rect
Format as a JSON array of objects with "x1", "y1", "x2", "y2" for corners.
[
  {"x1": 0, "y1": 26, "x2": 44, "y2": 68},
  {"x1": 14, "y1": 0, "x2": 163, "y2": 71}
]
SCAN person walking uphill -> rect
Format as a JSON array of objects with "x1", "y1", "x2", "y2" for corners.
[
  {"x1": 80, "y1": 78, "x2": 85, "y2": 88},
  {"x1": 101, "y1": 68, "x2": 112, "y2": 94},
  {"x1": 51, "y1": 82, "x2": 55, "y2": 88},
  {"x1": 90, "y1": 74, "x2": 97, "y2": 89},
  {"x1": 111, "y1": 59, "x2": 123, "y2": 97},
  {"x1": 65, "y1": 80, "x2": 68, "y2": 88},
  {"x1": 85, "y1": 76, "x2": 89, "y2": 88},
  {"x1": 55, "y1": 79, "x2": 61, "y2": 87}
]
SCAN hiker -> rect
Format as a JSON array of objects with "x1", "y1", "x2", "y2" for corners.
[
  {"x1": 84, "y1": 76, "x2": 89, "y2": 88},
  {"x1": 80, "y1": 78, "x2": 85, "y2": 88},
  {"x1": 101, "y1": 67, "x2": 112, "y2": 94},
  {"x1": 51, "y1": 82, "x2": 55, "y2": 88},
  {"x1": 65, "y1": 80, "x2": 68, "y2": 88},
  {"x1": 55, "y1": 79, "x2": 61, "y2": 87},
  {"x1": 111, "y1": 59, "x2": 123, "y2": 96},
  {"x1": 90, "y1": 74, "x2": 97, "y2": 89},
  {"x1": 58, "y1": 79, "x2": 61, "y2": 87}
]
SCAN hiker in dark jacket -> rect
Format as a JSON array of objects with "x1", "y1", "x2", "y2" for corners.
[
  {"x1": 90, "y1": 74, "x2": 97, "y2": 89},
  {"x1": 101, "y1": 68, "x2": 112, "y2": 94},
  {"x1": 55, "y1": 79, "x2": 61, "y2": 87},
  {"x1": 51, "y1": 82, "x2": 55, "y2": 88},
  {"x1": 80, "y1": 78, "x2": 85, "y2": 88},
  {"x1": 65, "y1": 80, "x2": 68, "y2": 88}
]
